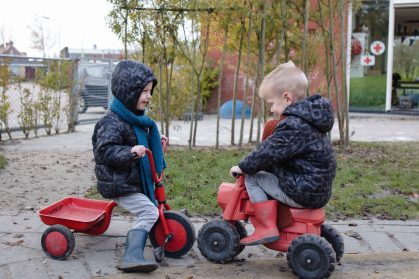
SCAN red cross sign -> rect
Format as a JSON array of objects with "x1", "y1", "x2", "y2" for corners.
[
  {"x1": 370, "y1": 41, "x2": 385, "y2": 55},
  {"x1": 361, "y1": 54, "x2": 375, "y2": 66}
]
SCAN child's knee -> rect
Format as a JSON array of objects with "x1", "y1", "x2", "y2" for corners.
[{"x1": 151, "y1": 205, "x2": 159, "y2": 222}]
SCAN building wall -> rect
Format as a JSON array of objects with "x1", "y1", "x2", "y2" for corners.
[{"x1": 205, "y1": 49, "x2": 256, "y2": 114}]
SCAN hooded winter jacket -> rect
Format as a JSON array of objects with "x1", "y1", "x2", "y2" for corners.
[
  {"x1": 239, "y1": 94, "x2": 336, "y2": 208},
  {"x1": 92, "y1": 60, "x2": 157, "y2": 198}
]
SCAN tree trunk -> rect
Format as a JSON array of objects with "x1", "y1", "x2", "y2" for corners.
[
  {"x1": 216, "y1": 25, "x2": 229, "y2": 149},
  {"x1": 257, "y1": 1, "x2": 268, "y2": 144},
  {"x1": 188, "y1": 21, "x2": 197, "y2": 149},
  {"x1": 302, "y1": 0, "x2": 310, "y2": 96},
  {"x1": 192, "y1": 14, "x2": 211, "y2": 146},
  {"x1": 317, "y1": 0, "x2": 332, "y2": 100},
  {"x1": 124, "y1": 9, "x2": 128, "y2": 59},
  {"x1": 158, "y1": 59, "x2": 164, "y2": 134},
  {"x1": 248, "y1": 56, "x2": 260, "y2": 143},
  {"x1": 231, "y1": 20, "x2": 245, "y2": 146},
  {"x1": 281, "y1": 0, "x2": 289, "y2": 61},
  {"x1": 327, "y1": 0, "x2": 344, "y2": 143},
  {"x1": 239, "y1": 6, "x2": 253, "y2": 149},
  {"x1": 339, "y1": 0, "x2": 349, "y2": 146}
]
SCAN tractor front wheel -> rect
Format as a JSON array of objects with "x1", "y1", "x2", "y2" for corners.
[{"x1": 197, "y1": 220, "x2": 240, "y2": 263}]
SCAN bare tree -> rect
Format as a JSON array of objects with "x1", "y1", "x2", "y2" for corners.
[
  {"x1": 28, "y1": 16, "x2": 55, "y2": 57},
  {"x1": 0, "y1": 24, "x2": 6, "y2": 46}
]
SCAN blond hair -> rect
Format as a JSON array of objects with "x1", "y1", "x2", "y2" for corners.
[{"x1": 259, "y1": 61, "x2": 308, "y2": 100}]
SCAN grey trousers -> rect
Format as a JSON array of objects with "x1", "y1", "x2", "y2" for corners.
[
  {"x1": 114, "y1": 193, "x2": 159, "y2": 232},
  {"x1": 245, "y1": 171, "x2": 303, "y2": 208}
]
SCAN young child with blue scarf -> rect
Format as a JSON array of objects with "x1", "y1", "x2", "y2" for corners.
[{"x1": 92, "y1": 60, "x2": 166, "y2": 273}]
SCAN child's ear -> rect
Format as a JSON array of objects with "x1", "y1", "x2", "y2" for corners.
[{"x1": 283, "y1": 92, "x2": 294, "y2": 104}]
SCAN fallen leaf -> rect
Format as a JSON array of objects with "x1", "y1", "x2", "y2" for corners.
[{"x1": 344, "y1": 230, "x2": 362, "y2": 240}]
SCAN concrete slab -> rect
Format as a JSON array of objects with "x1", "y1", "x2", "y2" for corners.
[
  {"x1": 7, "y1": 258, "x2": 50, "y2": 279},
  {"x1": 360, "y1": 231, "x2": 401, "y2": 252}
]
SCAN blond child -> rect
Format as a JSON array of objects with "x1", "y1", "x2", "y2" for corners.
[{"x1": 230, "y1": 61, "x2": 336, "y2": 246}]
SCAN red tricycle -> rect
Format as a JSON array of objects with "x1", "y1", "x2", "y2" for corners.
[
  {"x1": 38, "y1": 140, "x2": 195, "y2": 262},
  {"x1": 197, "y1": 174, "x2": 344, "y2": 279}
]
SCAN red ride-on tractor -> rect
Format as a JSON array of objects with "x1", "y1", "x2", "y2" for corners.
[
  {"x1": 197, "y1": 173, "x2": 344, "y2": 279},
  {"x1": 39, "y1": 139, "x2": 195, "y2": 262}
]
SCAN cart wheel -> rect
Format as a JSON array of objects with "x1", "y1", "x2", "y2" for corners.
[
  {"x1": 41, "y1": 225, "x2": 75, "y2": 260},
  {"x1": 149, "y1": 211, "x2": 195, "y2": 258},
  {"x1": 197, "y1": 220, "x2": 240, "y2": 263},
  {"x1": 287, "y1": 234, "x2": 336, "y2": 279},
  {"x1": 233, "y1": 221, "x2": 247, "y2": 256},
  {"x1": 321, "y1": 224, "x2": 344, "y2": 263}
]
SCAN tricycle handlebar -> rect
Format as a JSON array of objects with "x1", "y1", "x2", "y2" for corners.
[
  {"x1": 131, "y1": 138, "x2": 167, "y2": 184},
  {"x1": 144, "y1": 149, "x2": 163, "y2": 183},
  {"x1": 232, "y1": 172, "x2": 242, "y2": 178}
]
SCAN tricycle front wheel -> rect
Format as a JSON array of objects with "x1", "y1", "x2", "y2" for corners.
[
  {"x1": 41, "y1": 224, "x2": 75, "y2": 260},
  {"x1": 149, "y1": 211, "x2": 195, "y2": 258}
]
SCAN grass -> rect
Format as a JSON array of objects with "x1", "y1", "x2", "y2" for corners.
[
  {"x1": 328, "y1": 142, "x2": 419, "y2": 220},
  {"x1": 0, "y1": 154, "x2": 6, "y2": 169},
  {"x1": 350, "y1": 75, "x2": 386, "y2": 109},
  {"x1": 85, "y1": 143, "x2": 419, "y2": 220}
]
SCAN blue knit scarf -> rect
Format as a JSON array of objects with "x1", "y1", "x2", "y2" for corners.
[{"x1": 110, "y1": 97, "x2": 165, "y2": 206}]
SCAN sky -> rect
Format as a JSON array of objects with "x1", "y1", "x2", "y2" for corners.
[{"x1": 0, "y1": 0, "x2": 123, "y2": 57}]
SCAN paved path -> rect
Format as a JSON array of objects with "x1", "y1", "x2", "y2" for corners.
[
  {"x1": 5, "y1": 112, "x2": 419, "y2": 152},
  {"x1": 1, "y1": 212, "x2": 418, "y2": 279}
]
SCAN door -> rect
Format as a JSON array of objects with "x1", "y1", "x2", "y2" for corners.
[
  {"x1": 349, "y1": 1, "x2": 390, "y2": 112},
  {"x1": 388, "y1": 2, "x2": 419, "y2": 112}
]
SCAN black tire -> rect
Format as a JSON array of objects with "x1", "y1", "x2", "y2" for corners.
[
  {"x1": 41, "y1": 225, "x2": 75, "y2": 260},
  {"x1": 78, "y1": 94, "x2": 87, "y2": 113},
  {"x1": 321, "y1": 224, "x2": 344, "y2": 263},
  {"x1": 197, "y1": 220, "x2": 240, "y2": 263},
  {"x1": 149, "y1": 211, "x2": 195, "y2": 258},
  {"x1": 233, "y1": 221, "x2": 247, "y2": 256},
  {"x1": 287, "y1": 234, "x2": 336, "y2": 279}
]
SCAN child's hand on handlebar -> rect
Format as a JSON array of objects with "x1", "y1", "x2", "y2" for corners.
[
  {"x1": 230, "y1": 166, "x2": 243, "y2": 178},
  {"x1": 131, "y1": 145, "x2": 146, "y2": 158},
  {"x1": 160, "y1": 134, "x2": 168, "y2": 143}
]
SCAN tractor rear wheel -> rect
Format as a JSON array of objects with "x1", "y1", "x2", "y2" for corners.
[{"x1": 287, "y1": 234, "x2": 336, "y2": 279}]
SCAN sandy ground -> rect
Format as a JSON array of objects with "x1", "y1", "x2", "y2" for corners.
[{"x1": 0, "y1": 146, "x2": 95, "y2": 215}]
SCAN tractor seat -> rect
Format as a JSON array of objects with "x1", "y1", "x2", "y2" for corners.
[{"x1": 289, "y1": 207, "x2": 325, "y2": 224}]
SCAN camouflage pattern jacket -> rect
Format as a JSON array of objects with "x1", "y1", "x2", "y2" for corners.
[{"x1": 239, "y1": 95, "x2": 336, "y2": 208}]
